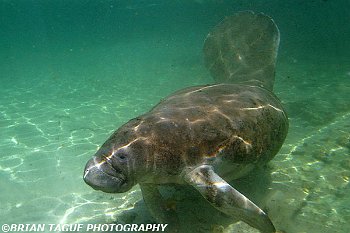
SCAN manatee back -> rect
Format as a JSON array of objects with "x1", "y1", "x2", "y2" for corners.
[{"x1": 203, "y1": 11, "x2": 280, "y2": 91}]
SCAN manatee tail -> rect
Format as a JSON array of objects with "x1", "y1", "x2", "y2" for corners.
[{"x1": 203, "y1": 11, "x2": 280, "y2": 91}]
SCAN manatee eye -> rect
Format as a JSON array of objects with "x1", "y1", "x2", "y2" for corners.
[{"x1": 117, "y1": 153, "x2": 128, "y2": 162}]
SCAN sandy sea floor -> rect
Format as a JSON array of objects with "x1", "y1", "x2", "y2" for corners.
[{"x1": 1, "y1": 1, "x2": 350, "y2": 233}]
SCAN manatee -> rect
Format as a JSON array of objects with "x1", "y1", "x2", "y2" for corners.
[{"x1": 83, "y1": 11, "x2": 288, "y2": 233}]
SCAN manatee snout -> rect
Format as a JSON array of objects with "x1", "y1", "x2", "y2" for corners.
[{"x1": 83, "y1": 156, "x2": 130, "y2": 193}]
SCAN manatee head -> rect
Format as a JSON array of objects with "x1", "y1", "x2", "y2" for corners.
[{"x1": 83, "y1": 120, "x2": 144, "y2": 193}]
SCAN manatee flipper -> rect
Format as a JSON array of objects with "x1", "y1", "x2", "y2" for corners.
[
  {"x1": 140, "y1": 183, "x2": 179, "y2": 232},
  {"x1": 203, "y1": 11, "x2": 280, "y2": 91},
  {"x1": 183, "y1": 165, "x2": 276, "y2": 233}
]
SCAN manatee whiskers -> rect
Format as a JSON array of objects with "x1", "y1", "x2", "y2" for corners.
[{"x1": 84, "y1": 11, "x2": 288, "y2": 233}]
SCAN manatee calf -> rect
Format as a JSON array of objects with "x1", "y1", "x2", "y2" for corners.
[{"x1": 83, "y1": 11, "x2": 288, "y2": 233}]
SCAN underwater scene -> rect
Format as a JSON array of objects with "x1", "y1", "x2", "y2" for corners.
[{"x1": 0, "y1": 0, "x2": 349, "y2": 233}]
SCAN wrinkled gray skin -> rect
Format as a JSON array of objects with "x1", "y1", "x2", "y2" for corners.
[{"x1": 84, "y1": 11, "x2": 288, "y2": 233}]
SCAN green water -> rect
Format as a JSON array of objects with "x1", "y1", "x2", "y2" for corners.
[{"x1": 0, "y1": 0, "x2": 349, "y2": 233}]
